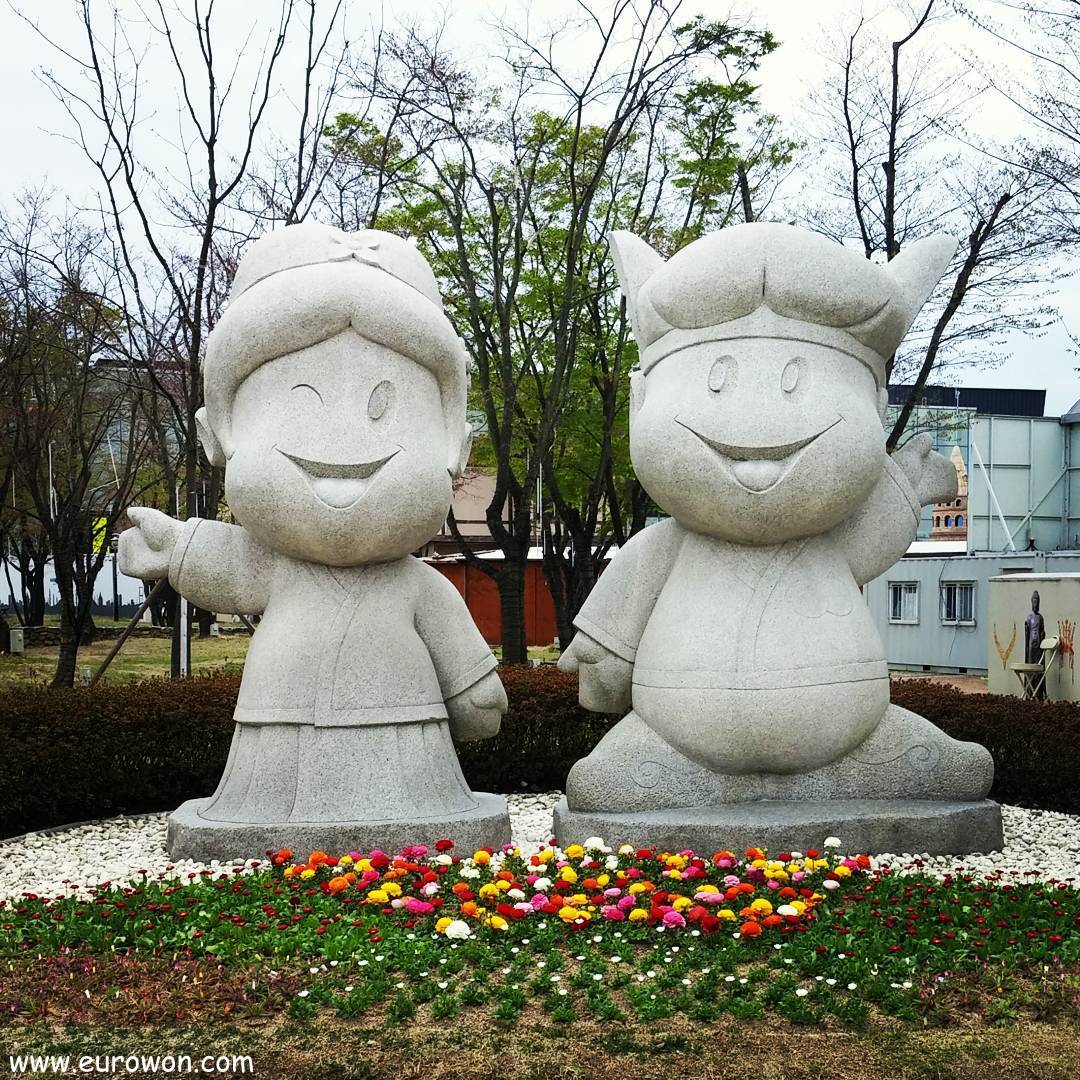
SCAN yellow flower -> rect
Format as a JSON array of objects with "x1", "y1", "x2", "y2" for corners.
[
  {"x1": 338, "y1": 855, "x2": 353, "y2": 866},
  {"x1": 489, "y1": 915, "x2": 509, "y2": 931},
  {"x1": 560, "y1": 866, "x2": 578, "y2": 884},
  {"x1": 834, "y1": 865, "x2": 852, "y2": 877},
  {"x1": 628, "y1": 882, "x2": 648, "y2": 895},
  {"x1": 717, "y1": 909, "x2": 736, "y2": 921},
  {"x1": 596, "y1": 874, "x2": 610, "y2": 887},
  {"x1": 790, "y1": 900, "x2": 807, "y2": 914},
  {"x1": 478, "y1": 883, "x2": 501, "y2": 899},
  {"x1": 300, "y1": 868, "x2": 315, "y2": 880},
  {"x1": 366, "y1": 889, "x2": 389, "y2": 904},
  {"x1": 671, "y1": 895, "x2": 692, "y2": 911},
  {"x1": 751, "y1": 858, "x2": 767, "y2": 870},
  {"x1": 356, "y1": 858, "x2": 373, "y2": 873},
  {"x1": 472, "y1": 850, "x2": 491, "y2": 865},
  {"x1": 628, "y1": 908, "x2": 649, "y2": 922},
  {"x1": 537, "y1": 849, "x2": 554, "y2": 864},
  {"x1": 665, "y1": 855, "x2": 687, "y2": 870},
  {"x1": 435, "y1": 916, "x2": 452, "y2": 933},
  {"x1": 570, "y1": 893, "x2": 587, "y2": 906},
  {"x1": 283, "y1": 866, "x2": 298, "y2": 879},
  {"x1": 382, "y1": 881, "x2": 402, "y2": 897},
  {"x1": 497, "y1": 880, "x2": 511, "y2": 892},
  {"x1": 564, "y1": 844, "x2": 585, "y2": 859},
  {"x1": 558, "y1": 906, "x2": 583, "y2": 922},
  {"x1": 697, "y1": 883, "x2": 722, "y2": 894},
  {"x1": 749, "y1": 898, "x2": 773, "y2": 915}
]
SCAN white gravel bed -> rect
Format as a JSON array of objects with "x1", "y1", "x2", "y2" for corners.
[{"x1": 0, "y1": 798, "x2": 1076, "y2": 904}]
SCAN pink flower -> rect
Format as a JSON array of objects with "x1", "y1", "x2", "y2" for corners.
[
  {"x1": 766, "y1": 880, "x2": 781, "y2": 890},
  {"x1": 531, "y1": 894, "x2": 548, "y2": 910},
  {"x1": 723, "y1": 875, "x2": 741, "y2": 887},
  {"x1": 617, "y1": 895, "x2": 636, "y2": 911},
  {"x1": 662, "y1": 910, "x2": 686, "y2": 929},
  {"x1": 603, "y1": 888, "x2": 622, "y2": 899},
  {"x1": 602, "y1": 906, "x2": 625, "y2": 921},
  {"x1": 405, "y1": 898, "x2": 434, "y2": 915}
]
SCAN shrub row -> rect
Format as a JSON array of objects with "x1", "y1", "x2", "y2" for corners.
[
  {"x1": 0, "y1": 670, "x2": 1072, "y2": 839},
  {"x1": 889, "y1": 678, "x2": 1076, "y2": 815}
]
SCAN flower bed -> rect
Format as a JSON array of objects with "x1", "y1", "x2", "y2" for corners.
[{"x1": 2, "y1": 838, "x2": 1077, "y2": 1029}]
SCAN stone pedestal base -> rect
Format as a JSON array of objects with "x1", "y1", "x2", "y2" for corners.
[
  {"x1": 167, "y1": 793, "x2": 512, "y2": 862},
  {"x1": 554, "y1": 797, "x2": 1003, "y2": 856}
]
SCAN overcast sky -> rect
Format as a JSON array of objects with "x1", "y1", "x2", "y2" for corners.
[{"x1": 1, "y1": 0, "x2": 1076, "y2": 415}]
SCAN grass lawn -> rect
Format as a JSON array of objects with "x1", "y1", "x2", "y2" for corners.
[
  {"x1": 0, "y1": 632, "x2": 250, "y2": 688},
  {"x1": 2, "y1": 842, "x2": 1077, "y2": 1079}
]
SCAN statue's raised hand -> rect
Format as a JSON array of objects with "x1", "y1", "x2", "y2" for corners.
[
  {"x1": 446, "y1": 669, "x2": 507, "y2": 742},
  {"x1": 558, "y1": 632, "x2": 632, "y2": 714},
  {"x1": 893, "y1": 432, "x2": 958, "y2": 507},
  {"x1": 118, "y1": 507, "x2": 183, "y2": 580}
]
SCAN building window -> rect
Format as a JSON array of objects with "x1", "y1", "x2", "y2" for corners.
[
  {"x1": 934, "y1": 516, "x2": 940, "y2": 527},
  {"x1": 889, "y1": 582, "x2": 919, "y2": 624},
  {"x1": 944, "y1": 515, "x2": 952, "y2": 527},
  {"x1": 940, "y1": 582, "x2": 975, "y2": 625},
  {"x1": 956, "y1": 514, "x2": 964, "y2": 527}
]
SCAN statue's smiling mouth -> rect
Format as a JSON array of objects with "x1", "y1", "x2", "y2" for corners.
[
  {"x1": 278, "y1": 447, "x2": 400, "y2": 508},
  {"x1": 675, "y1": 417, "x2": 841, "y2": 492}
]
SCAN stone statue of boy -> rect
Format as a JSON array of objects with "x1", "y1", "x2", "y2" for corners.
[
  {"x1": 556, "y1": 223, "x2": 1002, "y2": 854},
  {"x1": 120, "y1": 223, "x2": 510, "y2": 858}
]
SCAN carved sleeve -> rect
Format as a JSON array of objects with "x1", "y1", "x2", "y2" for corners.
[
  {"x1": 830, "y1": 454, "x2": 922, "y2": 587},
  {"x1": 168, "y1": 519, "x2": 275, "y2": 615},
  {"x1": 571, "y1": 519, "x2": 684, "y2": 662},
  {"x1": 413, "y1": 563, "x2": 498, "y2": 700}
]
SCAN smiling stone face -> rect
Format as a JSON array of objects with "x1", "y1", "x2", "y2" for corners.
[
  {"x1": 630, "y1": 338, "x2": 885, "y2": 544},
  {"x1": 223, "y1": 330, "x2": 452, "y2": 565}
]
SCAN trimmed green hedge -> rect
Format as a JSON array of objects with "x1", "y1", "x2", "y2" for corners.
[{"x1": 0, "y1": 670, "x2": 1074, "y2": 839}]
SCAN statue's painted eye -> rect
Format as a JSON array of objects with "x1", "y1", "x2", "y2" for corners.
[
  {"x1": 708, "y1": 356, "x2": 734, "y2": 393},
  {"x1": 781, "y1": 358, "x2": 803, "y2": 394},
  {"x1": 368, "y1": 380, "x2": 395, "y2": 420},
  {"x1": 291, "y1": 383, "x2": 324, "y2": 405}
]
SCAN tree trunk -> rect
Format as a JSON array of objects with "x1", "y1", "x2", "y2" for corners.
[
  {"x1": 498, "y1": 563, "x2": 529, "y2": 664},
  {"x1": 541, "y1": 546, "x2": 574, "y2": 650},
  {"x1": 51, "y1": 549, "x2": 78, "y2": 688}
]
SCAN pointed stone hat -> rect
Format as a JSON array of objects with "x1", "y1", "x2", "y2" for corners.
[{"x1": 609, "y1": 223, "x2": 957, "y2": 386}]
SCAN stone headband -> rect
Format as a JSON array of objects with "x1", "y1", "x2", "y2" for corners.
[{"x1": 638, "y1": 306, "x2": 887, "y2": 384}]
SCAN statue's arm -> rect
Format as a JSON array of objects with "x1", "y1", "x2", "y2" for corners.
[
  {"x1": 557, "y1": 519, "x2": 682, "y2": 713},
  {"x1": 167, "y1": 518, "x2": 274, "y2": 615},
  {"x1": 414, "y1": 564, "x2": 505, "y2": 742},
  {"x1": 831, "y1": 434, "x2": 958, "y2": 586}
]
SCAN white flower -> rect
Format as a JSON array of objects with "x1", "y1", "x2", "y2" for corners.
[
  {"x1": 438, "y1": 981, "x2": 448, "y2": 990},
  {"x1": 605, "y1": 855, "x2": 621, "y2": 871},
  {"x1": 344, "y1": 986, "x2": 354, "y2": 993},
  {"x1": 823, "y1": 836, "x2": 842, "y2": 849},
  {"x1": 584, "y1": 836, "x2": 609, "y2": 852},
  {"x1": 776, "y1": 904, "x2": 798, "y2": 917},
  {"x1": 557, "y1": 988, "x2": 567, "y2": 996},
  {"x1": 459, "y1": 867, "x2": 481, "y2": 879},
  {"x1": 823, "y1": 879, "x2": 840, "y2": 890},
  {"x1": 618, "y1": 844, "x2": 635, "y2": 856},
  {"x1": 592, "y1": 973, "x2": 603, "y2": 981},
  {"x1": 725, "y1": 975, "x2": 736, "y2": 983},
  {"x1": 681, "y1": 978, "x2": 691, "y2": 986},
  {"x1": 435, "y1": 854, "x2": 453, "y2": 866},
  {"x1": 443, "y1": 919, "x2": 471, "y2": 940},
  {"x1": 795, "y1": 988, "x2": 808, "y2": 997},
  {"x1": 549, "y1": 974, "x2": 561, "y2": 982},
  {"x1": 421, "y1": 882, "x2": 440, "y2": 896},
  {"x1": 826, "y1": 979, "x2": 836, "y2": 986},
  {"x1": 848, "y1": 982, "x2": 858, "y2": 991},
  {"x1": 506, "y1": 888, "x2": 525, "y2": 901},
  {"x1": 297, "y1": 990, "x2": 309, "y2": 998},
  {"x1": 533, "y1": 877, "x2": 552, "y2": 891}
]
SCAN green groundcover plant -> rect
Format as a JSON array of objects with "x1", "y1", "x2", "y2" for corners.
[{"x1": 1, "y1": 838, "x2": 1077, "y2": 1030}]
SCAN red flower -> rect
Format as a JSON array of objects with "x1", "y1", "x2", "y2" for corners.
[
  {"x1": 435, "y1": 839, "x2": 454, "y2": 852},
  {"x1": 739, "y1": 921, "x2": 762, "y2": 938}
]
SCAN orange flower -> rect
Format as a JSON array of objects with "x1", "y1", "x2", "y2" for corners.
[
  {"x1": 308, "y1": 851, "x2": 329, "y2": 867},
  {"x1": 761, "y1": 914, "x2": 783, "y2": 928},
  {"x1": 271, "y1": 849, "x2": 293, "y2": 866},
  {"x1": 739, "y1": 906, "x2": 757, "y2": 919},
  {"x1": 460, "y1": 901, "x2": 481, "y2": 918},
  {"x1": 745, "y1": 847, "x2": 765, "y2": 860},
  {"x1": 739, "y1": 921, "x2": 762, "y2": 938},
  {"x1": 452, "y1": 882, "x2": 472, "y2": 896},
  {"x1": 327, "y1": 876, "x2": 350, "y2": 894}
]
